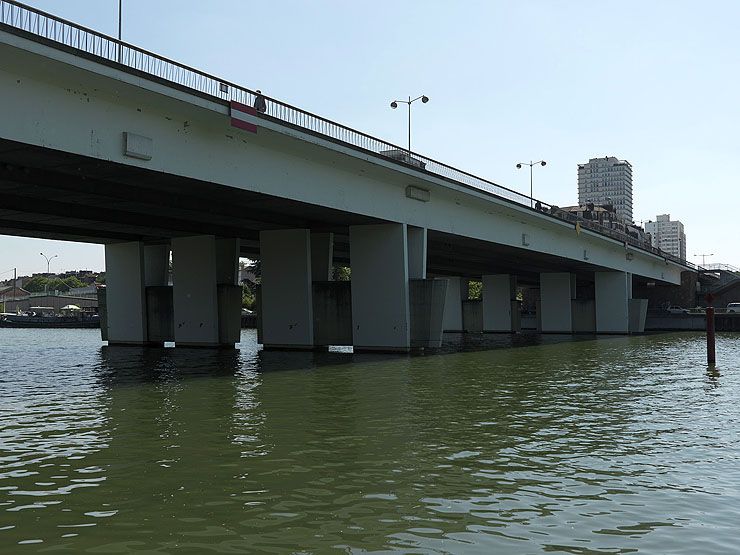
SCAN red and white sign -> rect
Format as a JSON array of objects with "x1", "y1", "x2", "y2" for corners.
[{"x1": 230, "y1": 101, "x2": 258, "y2": 133}]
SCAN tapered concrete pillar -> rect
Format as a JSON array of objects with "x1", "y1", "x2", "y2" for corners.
[
  {"x1": 172, "y1": 235, "x2": 220, "y2": 347},
  {"x1": 104, "y1": 242, "x2": 147, "y2": 345},
  {"x1": 260, "y1": 229, "x2": 314, "y2": 349},
  {"x1": 407, "y1": 226, "x2": 427, "y2": 279},
  {"x1": 595, "y1": 271, "x2": 630, "y2": 334},
  {"x1": 143, "y1": 244, "x2": 172, "y2": 345},
  {"x1": 215, "y1": 238, "x2": 242, "y2": 346},
  {"x1": 310, "y1": 232, "x2": 334, "y2": 282},
  {"x1": 482, "y1": 274, "x2": 518, "y2": 332},
  {"x1": 216, "y1": 238, "x2": 239, "y2": 285},
  {"x1": 540, "y1": 272, "x2": 575, "y2": 333},
  {"x1": 442, "y1": 277, "x2": 468, "y2": 332},
  {"x1": 144, "y1": 245, "x2": 170, "y2": 287},
  {"x1": 349, "y1": 223, "x2": 410, "y2": 352}
]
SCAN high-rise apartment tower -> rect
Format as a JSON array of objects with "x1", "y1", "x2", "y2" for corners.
[
  {"x1": 577, "y1": 156, "x2": 633, "y2": 222},
  {"x1": 645, "y1": 214, "x2": 686, "y2": 261}
]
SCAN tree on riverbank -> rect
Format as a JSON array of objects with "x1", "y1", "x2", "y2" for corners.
[{"x1": 24, "y1": 275, "x2": 84, "y2": 293}]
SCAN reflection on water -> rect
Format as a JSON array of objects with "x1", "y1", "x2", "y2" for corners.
[{"x1": 1, "y1": 329, "x2": 739, "y2": 553}]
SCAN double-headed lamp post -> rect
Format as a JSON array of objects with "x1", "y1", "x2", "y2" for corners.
[
  {"x1": 694, "y1": 253, "x2": 714, "y2": 266},
  {"x1": 516, "y1": 160, "x2": 546, "y2": 208},
  {"x1": 40, "y1": 252, "x2": 57, "y2": 274},
  {"x1": 390, "y1": 94, "x2": 429, "y2": 153}
]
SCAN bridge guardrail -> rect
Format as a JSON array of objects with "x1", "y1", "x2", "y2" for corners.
[{"x1": 0, "y1": 0, "x2": 696, "y2": 271}]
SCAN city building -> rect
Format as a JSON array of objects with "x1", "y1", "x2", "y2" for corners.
[
  {"x1": 577, "y1": 156, "x2": 633, "y2": 222},
  {"x1": 645, "y1": 214, "x2": 686, "y2": 260},
  {"x1": 561, "y1": 203, "x2": 648, "y2": 244}
]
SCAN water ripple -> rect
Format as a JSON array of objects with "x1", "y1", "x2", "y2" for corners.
[{"x1": 0, "y1": 330, "x2": 739, "y2": 553}]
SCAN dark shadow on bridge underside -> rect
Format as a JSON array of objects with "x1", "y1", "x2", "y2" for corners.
[
  {"x1": 0, "y1": 137, "x2": 629, "y2": 281},
  {"x1": 0, "y1": 137, "x2": 380, "y2": 247}
]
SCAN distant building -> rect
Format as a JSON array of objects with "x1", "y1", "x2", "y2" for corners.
[
  {"x1": 645, "y1": 214, "x2": 686, "y2": 260},
  {"x1": 577, "y1": 156, "x2": 633, "y2": 222},
  {"x1": 0, "y1": 285, "x2": 30, "y2": 302},
  {"x1": 561, "y1": 203, "x2": 648, "y2": 243}
]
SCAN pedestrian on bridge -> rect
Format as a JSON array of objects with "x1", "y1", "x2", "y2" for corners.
[{"x1": 253, "y1": 90, "x2": 267, "y2": 113}]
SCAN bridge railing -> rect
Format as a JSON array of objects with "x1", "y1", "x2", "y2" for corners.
[
  {"x1": 0, "y1": 0, "x2": 696, "y2": 270},
  {"x1": 701, "y1": 263, "x2": 739, "y2": 273}
]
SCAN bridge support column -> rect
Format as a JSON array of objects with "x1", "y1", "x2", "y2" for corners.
[
  {"x1": 595, "y1": 271, "x2": 631, "y2": 334},
  {"x1": 104, "y1": 242, "x2": 148, "y2": 345},
  {"x1": 349, "y1": 223, "x2": 410, "y2": 352},
  {"x1": 311, "y1": 232, "x2": 334, "y2": 281},
  {"x1": 407, "y1": 226, "x2": 427, "y2": 279},
  {"x1": 143, "y1": 244, "x2": 172, "y2": 345},
  {"x1": 540, "y1": 272, "x2": 575, "y2": 333},
  {"x1": 260, "y1": 229, "x2": 314, "y2": 349},
  {"x1": 482, "y1": 274, "x2": 519, "y2": 332},
  {"x1": 172, "y1": 235, "x2": 239, "y2": 347},
  {"x1": 406, "y1": 226, "x2": 446, "y2": 349},
  {"x1": 215, "y1": 238, "x2": 242, "y2": 346},
  {"x1": 442, "y1": 277, "x2": 468, "y2": 332}
]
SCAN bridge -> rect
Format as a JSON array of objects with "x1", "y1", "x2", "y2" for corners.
[{"x1": 0, "y1": 1, "x2": 694, "y2": 351}]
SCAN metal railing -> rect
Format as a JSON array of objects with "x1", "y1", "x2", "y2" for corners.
[
  {"x1": 0, "y1": 0, "x2": 695, "y2": 270},
  {"x1": 701, "y1": 263, "x2": 739, "y2": 273}
]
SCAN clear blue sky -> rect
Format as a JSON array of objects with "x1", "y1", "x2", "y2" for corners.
[{"x1": 2, "y1": 0, "x2": 737, "y2": 277}]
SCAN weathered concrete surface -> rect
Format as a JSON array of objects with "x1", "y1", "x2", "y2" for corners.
[
  {"x1": 313, "y1": 281, "x2": 352, "y2": 347},
  {"x1": 462, "y1": 300, "x2": 483, "y2": 333},
  {"x1": 146, "y1": 285, "x2": 173, "y2": 343},
  {"x1": 571, "y1": 299, "x2": 596, "y2": 334},
  {"x1": 410, "y1": 278, "x2": 448, "y2": 348}
]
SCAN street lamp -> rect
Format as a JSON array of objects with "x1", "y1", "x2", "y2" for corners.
[
  {"x1": 40, "y1": 252, "x2": 58, "y2": 274},
  {"x1": 693, "y1": 253, "x2": 714, "y2": 266},
  {"x1": 390, "y1": 94, "x2": 429, "y2": 153},
  {"x1": 117, "y1": 0, "x2": 123, "y2": 63},
  {"x1": 516, "y1": 160, "x2": 547, "y2": 208}
]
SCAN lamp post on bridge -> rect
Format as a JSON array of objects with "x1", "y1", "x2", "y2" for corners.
[
  {"x1": 117, "y1": 0, "x2": 123, "y2": 63},
  {"x1": 694, "y1": 253, "x2": 714, "y2": 267},
  {"x1": 390, "y1": 94, "x2": 429, "y2": 154},
  {"x1": 516, "y1": 160, "x2": 546, "y2": 208}
]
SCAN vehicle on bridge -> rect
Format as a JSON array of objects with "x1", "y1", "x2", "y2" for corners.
[{"x1": 727, "y1": 302, "x2": 740, "y2": 313}]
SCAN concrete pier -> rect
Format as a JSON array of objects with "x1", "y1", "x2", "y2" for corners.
[
  {"x1": 350, "y1": 223, "x2": 410, "y2": 352},
  {"x1": 442, "y1": 277, "x2": 468, "y2": 332},
  {"x1": 482, "y1": 274, "x2": 518, "y2": 332},
  {"x1": 594, "y1": 271, "x2": 631, "y2": 334},
  {"x1": 104, "y1": 242, "x2": 149, "y2": 345},
  {"x1": 171, "y1": 236, "x2": 219, "y2": 346},
  {"x1": 540, "y1": 273, "x2": 574, "y2": 333},
  {"x1": 260, "y1": 229, "x2": 315, "y2": 350}
]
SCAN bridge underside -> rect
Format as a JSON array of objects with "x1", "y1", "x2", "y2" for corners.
[{"x1": 0, "y1": 138, "x2": 625, "y2": 286}]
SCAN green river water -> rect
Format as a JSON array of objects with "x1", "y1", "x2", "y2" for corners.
[{"x1": 1, "y1": 329, "x2": 739, "y2": 554}]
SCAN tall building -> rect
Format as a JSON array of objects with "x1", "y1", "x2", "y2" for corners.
[
  {"x1": 577, "y1": 156, "x2": 633, "y2": 222},
  {"x1": 645, "y1": 214, "x2": 686, "y2": 260}
]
